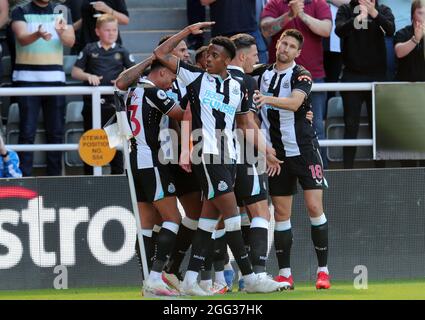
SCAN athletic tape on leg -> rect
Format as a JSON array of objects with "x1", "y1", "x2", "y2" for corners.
[
  {"x1": 182, "y1": 216, "x2": 199, "y2": 231},
  {"x1": 250, "y1": 217, "x2": 269, "y2": 229},
  {"x1": 162, "y1": 221, "x2": 180, "y2": 235}
]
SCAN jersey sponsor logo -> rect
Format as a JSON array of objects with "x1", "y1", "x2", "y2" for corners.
[
  {"x1": 261, "y1": 92, "x2": 279, "y2": 111},
  {"x1": 166, "y1": 91, "x2": 179, "y2": 103},
  {"x1": 202, "y1": 90, "x2": 237, "y2": 116},
  {"x1": 114, "y1": 53, "x2": 122, "y2": 60},
  {"x1": 168, "y1": 183, "x2": 176, "y2": 194},
  {"x1": 77, "y1": 51, "x2": 84, "y2": 60},
  {"x1": 217, "y1": 180, "x2": 228, "y2": 192},
  {"x1": 157, "y1": 90, "x2": 168, "y2": 100}
]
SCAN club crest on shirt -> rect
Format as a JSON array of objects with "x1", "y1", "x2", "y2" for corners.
[
  {"x1": 168, "y1": 183, "x2": 176, "y2": 193},
  {"x1": 157, "y1": 90, "x2": 167, "y2": 100},
  {"x1": 218, "y1": 181, "x2": 228, "y2": 192},
  {"x1": 232, "y1": 85, "x2": 240, "y2": 96},
  {"x1": 283, "y1": 80, "x2": 290, "y2": 88},
  {"x1": 77, "y1": 51, "x2": 84, "y2": 60},
  {"x1": 91, "y1": 53, "x2": 99, "y2": 58},
  {"x1": 114, "y1": 53, "x2": 122, "y2": 60}
]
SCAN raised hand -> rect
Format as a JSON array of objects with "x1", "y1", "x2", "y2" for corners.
[
  {"x1": 414, "y1": 20, "x2": 424, "y2": 42},
  {"x1": 90, "y1": 1, "x2": 112, "y2": 14},
  {"x1": 289, "y1": 0, "x2": 304, "y2": 18},
  {"x1": 186, "y1": 21, "x2": 215, "y2": 35}
]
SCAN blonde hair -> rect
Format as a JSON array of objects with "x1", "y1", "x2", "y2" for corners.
[{"x1": 96, "y1": 14, "x2": 118, "y2": 28}]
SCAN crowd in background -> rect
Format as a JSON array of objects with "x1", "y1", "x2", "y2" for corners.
[{"x1": 0, "y1": 0, "x2": 424, "y2": 176}]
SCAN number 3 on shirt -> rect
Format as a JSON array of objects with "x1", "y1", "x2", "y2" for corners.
[{"x1": 128, "y1": 105, "x2": 141, "y2": 136}]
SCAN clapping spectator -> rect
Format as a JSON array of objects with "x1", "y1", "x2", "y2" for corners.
[
  {"x1": 72, "y1": 14, "x2": 135, "y2": 175},
  {"x1": 335, "y1": 0, "x2": 395, "y2": 169},
  {"x1": 11, "y1": 0, "x2": 75, "y2": 176},
  {"x1": 394, "y1": 0, "x2": 425, "y2": 82},
  {"x1": 260, "y1": 0, "x2": 332, "y2": 168},
  {"x1": 380, "y1": 0, "x2": 411, "y2": 80}
]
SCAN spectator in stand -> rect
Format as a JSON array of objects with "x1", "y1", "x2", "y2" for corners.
[
  {"x1": 380, "y1": 0, "x2": 411, "y2": 80},
  {"x1": 255, "y1": 0, "x2": 269, "y2": 63},
  {"x1": 186, "y1": 0, "x2": 206, "y2": 49},
  {"x1": 260, "y1": 0, "x2": 332, "y2": 168},
  {"x1": 202, "y1": 0, "x2": 268, "y2": 63},
  {"x1": 323, "y1": 0, "x2": 349, "y2": 103},
  {"x1": 335, "y1": 0, "x2": 394, "y2": 169},
  {"x1": 11, "y1": 0, "x2": 75, "y2": 176},
  {"x1": 73, "y1": 0, "x2": 129, "y2": 53},
  {"x1": 0, "y1": 134, "x2": 22, "y2": 177},
  {"x1": 0, "y1": 0, "x2": 9, "y2": 79},
  {"x1": 394, "y1": 0, "x2": 425, "y2": 82},
  {"x1": 4, "y1": 1, "x2": 31, "y2": 80},
  {"x1": 72, "y1": 14, "x2": 134, "y2": 175},
  {"x1": 63, "y1": 0, "x2": 83, "y2": 54}
]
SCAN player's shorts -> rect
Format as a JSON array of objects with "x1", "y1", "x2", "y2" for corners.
[
  {"x1": 130, "y1": 153, "x2": 176, "y2": 203},
  {"x1": 169, "y1": 163, "x2": 201, "y2": 197},
  {"x1": 268, "y1": 146, "x2": 328, "y2": 197},
  {"x1": 234, "y1": 163, "x2": 268, "y2": 207},
  {"x1": 191, "y1": 154, "x2": 236, "y2": 200}
]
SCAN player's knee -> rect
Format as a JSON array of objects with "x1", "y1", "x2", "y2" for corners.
[{"x1": 305, "y1": 201, "x2": 323, "y2": 216}]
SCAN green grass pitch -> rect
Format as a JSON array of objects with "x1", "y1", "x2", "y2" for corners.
[{"x1": 0, "y1": 279, "x2": 424, "y2": 300}]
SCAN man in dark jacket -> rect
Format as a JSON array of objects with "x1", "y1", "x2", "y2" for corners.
[{"x1": 335, "y1": 0, "x2": 394, "y2": 169}]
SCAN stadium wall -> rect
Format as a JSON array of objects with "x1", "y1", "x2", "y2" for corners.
[{"x1": 0, "y1": 170, "x2": 424, "y2": 290}]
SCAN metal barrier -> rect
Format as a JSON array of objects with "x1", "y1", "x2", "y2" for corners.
[{"x1": 1, "y1": 83, "x2": 375, "y2": 175}]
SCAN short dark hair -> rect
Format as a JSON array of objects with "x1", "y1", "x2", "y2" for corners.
[
  {"x1": 229, "y1": 33, "x2": 257, "y2": 51},
  {"x1": 210, "y1": 36, "x2": 236, "y2": 59},
  {"x1": 195, "y1": 45, "x2": 208, "y2": 62},
  {"x1": 157, "y1": 34, "x2": 173, "y2": 46},
  {"x1": 279, "y1": 29, "x2": 304, "y2": 49},
  {"x1": 411, "y1": 0, "x2": 424, "y2": 21},
  {"x1": 150, "y1": 59, "x2": 166, "y2": 71}
]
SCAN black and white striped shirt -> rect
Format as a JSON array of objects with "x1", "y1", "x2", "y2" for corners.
[
  {"x1": 177, "y1": 60, "x2": 250, "y2": 161},
  {"x1": 252, "y1": 62, "x2": 317, "y2": 158},
  {"x1": 126, "y1": 78, "x2": 177, "y2": 168}
]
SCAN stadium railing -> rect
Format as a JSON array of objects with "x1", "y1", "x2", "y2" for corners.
[{"x1": 1, "y1": 83, "x2": 374, "y2": 175}]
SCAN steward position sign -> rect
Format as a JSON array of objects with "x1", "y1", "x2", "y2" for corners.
[{"x1": 79, "y1": 129, "x2": 116, "y2": 166}]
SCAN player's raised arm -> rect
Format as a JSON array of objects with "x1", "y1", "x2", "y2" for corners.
[
  {"x1": 115, "y1": 55, "x2": 154, "y2": 91},
  {"x1": 153, "y1": 22, "x2": 215, "y2": 73}
]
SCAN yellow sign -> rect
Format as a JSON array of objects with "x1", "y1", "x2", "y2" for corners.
[{"x1": 79, "y1": 129, "x2": 116, "y2": 167}]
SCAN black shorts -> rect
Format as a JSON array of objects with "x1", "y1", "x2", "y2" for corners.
[
  {"x1": 191, "y1": 154, "x2": 236, "y2": 200},
  {"x1": 131, "y1": 153, "x2": 176, "y2": 202},
  {"x1": 169, "y1": 163, "x2": 201, "y2": 197},
  {"x1": 268, "y1": 147, "x2": 328, "y2": 196},
  {"x1": 234, "y1": 163, "x2": 268, "y2": 207}
]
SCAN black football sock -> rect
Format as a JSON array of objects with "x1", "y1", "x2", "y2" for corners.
[{"x1": 151, "y1": 222, "x2": 179, "y2": 273}]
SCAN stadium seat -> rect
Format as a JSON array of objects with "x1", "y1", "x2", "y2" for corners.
[
  {"x1": 6, "y1": 103, "x2": 47, "y2": 167},
  {"x1": 64, "y1": 101, "x2": 84, "y2": 167},
  {"x1": 326, "y1": 98, "x2": 372, "y2": 162}
]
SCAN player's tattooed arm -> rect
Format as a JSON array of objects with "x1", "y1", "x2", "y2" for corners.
[
  {"x1": 115, "y1": 55, "x2": 154, "y2": 91},
  {"x1": 154, "y1": 21, "x2": 215, "y2": 73}
]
